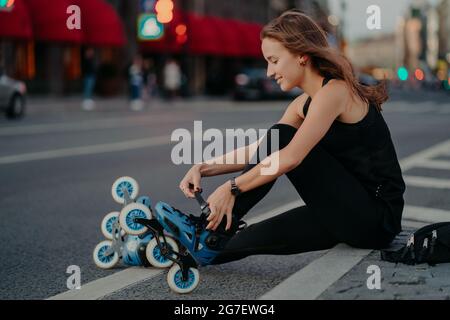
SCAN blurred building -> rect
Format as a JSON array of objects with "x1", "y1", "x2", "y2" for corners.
[
  {"x1": 437, "y1": 0, "x2": 450, "y2": 82},
  {"x1": 0, "y1": 0, "x2": 126, "y2": 95},
  {"x1": 347, "y1": 35, "x2": 397, "y2": 72},
  {"x1": 1, "y1": 0, "x2": 333, "y2": 96},
  {"x1": 402, "y1": 0, "x2": 440, "y2": 74}
]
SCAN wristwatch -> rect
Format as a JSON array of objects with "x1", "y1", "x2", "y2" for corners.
[{"x1": 230, "y1": 177, "x2": 242, "y2": 196}]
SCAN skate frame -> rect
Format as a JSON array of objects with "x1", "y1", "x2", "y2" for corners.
[
  {"x1": 103, "y1": 186, "x2": 142, "y2": 260},
  {"x1": 134, "y1": 217, "x2": 198, "y2": 282},
  {"x1": 134, "y1": 188, "x2": 210, "y2": 282}
]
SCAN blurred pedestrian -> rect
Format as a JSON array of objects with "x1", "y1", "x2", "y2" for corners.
[
  {"x1": 81, "y1": 48, "x2": 97, "y2": 111},
  {"x1": 129, "y1": 54, "x2": 144, "y2": 111},
  {"x1": 163, "y1": 58, "x2": 181, "y2": 101},
  {"x1": 142, "y1": 58, "x2": 158, "y2": 103}
]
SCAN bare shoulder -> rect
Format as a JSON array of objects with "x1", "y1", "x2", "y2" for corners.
[
  {"x1": 277, "y1": 93, "x2": 308, "y2": 128},
  {"x1": 314, "y1": 79, "x2": 350, "y2": 112},
  {"x1": 317, "y1": 79, "x2": 350, "y2": 102}
]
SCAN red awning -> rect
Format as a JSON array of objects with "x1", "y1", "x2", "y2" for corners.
[
  {"x1": 75, "y1": 0, "x2": 126, "y2": 47},
  {"x1": 0, "y1": 0, "x2": 33, "y2": 40},
  {"x1": 186, "y1": 13, "x2": 222, "y2": 55},
  {"x1": 23, "y1": 0, "x2": 83, "y2": 43},
  {"x1": 140, "y1": 11, "x2": 264, "y2": 58},
  {"x1": 209, "y1": 17, "x2": 242, "y2": 57},
  {"x1": 237, "y1": 22, "x2": 263, "y2": 58}
]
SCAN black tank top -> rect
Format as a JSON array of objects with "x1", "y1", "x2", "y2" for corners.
[{"x1": 304, "y1": 78, "x2": 406, "y2": 235}]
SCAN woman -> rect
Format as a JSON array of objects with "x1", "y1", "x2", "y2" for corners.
[{"x1": 177, "y1": 10, "x2": 406, "y2": 265}]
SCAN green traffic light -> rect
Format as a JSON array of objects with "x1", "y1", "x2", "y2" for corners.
[
  {"x1": 138, "y1": 14, "x2": 164, "y2": 40},
  {"x1": 397, "y1": 67, "x2": 408, "y2": 81}
]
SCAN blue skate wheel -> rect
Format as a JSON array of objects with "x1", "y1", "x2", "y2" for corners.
[
  {"x1": 146, "y1": 237, "x2": 179, "y2": 268},
  {"x1": 119, "y1": 203, "x2": 152, "y2": 235},
  {"x1": 122, "y1": 236, "x2": 144, "y2": 266},
  {"x1": 111, "y1": 176, "x2": 139, "y2": 204},
  {"x1": 167, "y1": 265, "x2": 200, "y2": 294},
  {"x1": 101, "y1": 211, "x2": 125, "y2": 240},
  {"x1": 136, "y1": 196, "x2": 152, "y2": 209},
  {"x1": 93, "y1": 240, "x2": 119, "y2": 269}
]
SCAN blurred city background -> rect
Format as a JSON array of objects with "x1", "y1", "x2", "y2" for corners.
[{"x1": 0, "y1": 0, "x2": 449, "y2": 117}]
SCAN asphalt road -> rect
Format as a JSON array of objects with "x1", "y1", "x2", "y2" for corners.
[{"x1": 0, "y1": 89, "x2": 449, "y2": 300}]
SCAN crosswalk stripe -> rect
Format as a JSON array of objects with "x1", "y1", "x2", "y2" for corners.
[
  {"x1": 414, "y1": 159, "x2": 450, "y2": 170},
  {"x1": 47, "y1": 267, "x2": 164, "y2": 300},
  {"x1": 403, "y1": 205, "x2": 450, "y2": 223},
  {"x1": 403, "y1": 175, "x2": 450, "y2": 189},
  {"x1": 399, "y1": 138, "x2": 450, "y2": 171},
  {"x1": 258, "y1": 244, "x2": 371, "y2": 300}
]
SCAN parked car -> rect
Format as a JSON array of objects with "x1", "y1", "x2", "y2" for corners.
[
  {"x1": 234, "y1": 68, "x2": 302, "y2": 101},
  {"x1": 0, "y1": 70, "x2": 27, "y2": 119},
  {"x1": 357, "y1": 73, "x2": 380, "y2": 86}
]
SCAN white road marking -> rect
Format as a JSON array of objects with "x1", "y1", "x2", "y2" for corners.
[
  {"x1": 258, "y1": 244, "x2": 371, "y2": 300},
  {"x1": 403, "y1": 175, "x2": 450, "y2": 189},
  {"x1": 414, "y1": 159, "x2": 450, "y2": 170},
  {"x1": 0, "y1": 135, "x2": 170, "y2": 165},
  {"x1": 47, "y1": 267, "x2": 163, "y2": 300},
  {"x1": 399, "y1": 138, "x2": 450, "y2": 171},
  {"x1": 0, "y1": 116, "x2": 154, "y2": 136},
  {"x1": 403, "y1": 205, "x2": 450, "y2": 223},
  {"x1": 0, "y1": 122, "x2": 273, "y2": 165}
]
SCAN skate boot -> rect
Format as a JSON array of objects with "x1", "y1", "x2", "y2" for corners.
[{"x1": 153, "y1": 201, "x2": 247, "y2": 266}]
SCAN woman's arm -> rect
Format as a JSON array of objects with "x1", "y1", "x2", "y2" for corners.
[
  {"x1": 234, "y1": 82, "x2": 347, "y2": 193},
  {"x1": 196, "y1": 135, "x2": 265, "y2": 177}
]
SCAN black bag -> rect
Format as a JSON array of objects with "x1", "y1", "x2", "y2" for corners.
[{"x1": 380, "y1": 222, "x2": 450, "y2": 265}]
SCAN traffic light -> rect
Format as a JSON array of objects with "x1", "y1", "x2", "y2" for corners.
[
  {"x1": 138, "y1": 14, "x2": 164, "y2": 40},
  {"x1": 155, "y1": 0, "x2": 173, "y2": 24},
  {"x1": 414, "y1": 69, "x2": 424, "y2": 81},
  {"x1": 397, "y1": 67, "x2": 408, "y2": 81},
  {"x1": 175, "y1": 24, "x2": 187, "y2": 44}
]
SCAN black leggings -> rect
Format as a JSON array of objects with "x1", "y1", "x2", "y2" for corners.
[{"x1": 211, "y1": 123, "x2": 396, "y2": 265}]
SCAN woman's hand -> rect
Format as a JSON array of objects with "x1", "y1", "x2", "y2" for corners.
[
  {"x1": 205, "y1": 181, "x2": 235, "y2": 231},
  {"x1": 179, "y1": 164, "x2": 203, "y2": 198}
]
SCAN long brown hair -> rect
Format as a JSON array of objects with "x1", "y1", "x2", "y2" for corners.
[{"x1": 261, "y1": 10, "x2": 388, "y2": 111}]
